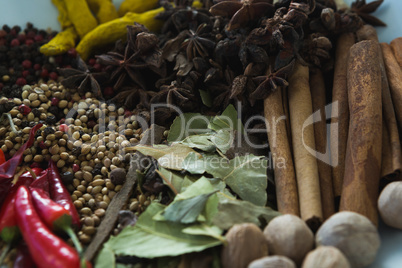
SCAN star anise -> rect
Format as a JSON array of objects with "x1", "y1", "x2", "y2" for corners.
[
  {"x1": 109, "y1": 86, "x2": 156, "y2": 110},
  {"x1": 58, "y1": 57, "x2": 106, "y2": 97},
  {"x1": 151, "y1": 71, "x2": 200, "y2": 111},
  {"x1": 209, "y1": 0, "x2": 274, "y2": 31},
  {"x1": 250, "y1": 59, "x2": 294, "y2": 101},
  {"x1": 351, "y1": 0, "x2": 386, "y2": 26},
  {"x1": 182, "y1": 23, "x2": 216, "y2": 60},
  {"x1": 96, "y1": 25, "x2": 166, "y2": 91}
]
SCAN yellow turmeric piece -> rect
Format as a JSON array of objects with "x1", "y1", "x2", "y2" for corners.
[
  {"x1": 76, "y1": 7, "x2": 164, "y2": 60},
  {"x1": 117, "y1": 0, "x2": 159, "y2": 17},
  {"x1": 51, "y1": 0, "x2": 72, "y2": 29},
  {"x1": 86, "y1": 0, "x2": 119, "y2": 24},
  {"x1": 40, "y1": 27, "x2": 78, "y2": 56},
  {"x1": 64, "y1": 0, "x2": 98, "y2": 38}
]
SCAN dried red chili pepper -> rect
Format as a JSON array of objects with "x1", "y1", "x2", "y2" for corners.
[
  {"x1": 30, "y1": 169, "x2": 50, "y2": 192},
  {"x1": 0, "y1": 192, "x2": 19, "y2": 264},
  {"x1": 0, "y1": 149, "x2": 5, "y2": 164},
  {"x1": 13, "y1": 242, "x2": 36, "y2": 268},
  {"x1": 48, "y1": 160, "x2": 80, "y2": 227},
  {"x1": 14, "y1": 186, "x2": 81, "y2": 268},
  {"x1": 30, "y1": 187, "x2": 82, "y2": 253},
  {"x1": 0, "y1": 124, "x2": 42, "y2": 179}
]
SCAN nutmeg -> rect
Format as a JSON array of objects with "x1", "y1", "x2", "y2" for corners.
[
  {"x1": 109, "y1": 168, "x2": 126, "y2": 185},
  {"x1": 378, "y1": 181, "x2": 402, "y2": 229},
  {"x1": 316, "y1": 211, "x2": 380, "y2": 268},
  {"x1": 248, "y1": 256, "x2": 296, "y2": 268},
  {"x1": 263, "y1": 214, "x2": 314, "y2": 266},
  {"x1": 221, "y1": 223, "x2": 268, "y2": 268},
  {"x1": 302, "y1": 246, "x2": 350, "y2": 268}
]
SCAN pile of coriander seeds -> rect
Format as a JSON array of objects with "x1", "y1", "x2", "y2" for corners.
[{"x1": 0, "y1": 80, "x2": 155, "y2": 244}]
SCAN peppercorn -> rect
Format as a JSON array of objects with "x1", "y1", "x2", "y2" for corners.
[
  {"x1": 61, "y1": 171, "x2": 74, "y2": 184},
  {"x1": 45, "y1": 115, "x2": 57, "y2": 125},
  {"x1": 109, "y1": 168, "x2": 126, "y2": 185}
]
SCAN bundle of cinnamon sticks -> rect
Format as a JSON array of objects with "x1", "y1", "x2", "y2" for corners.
[{"x1": 264, "y1": 25, "x2": 402, "y2": 229}]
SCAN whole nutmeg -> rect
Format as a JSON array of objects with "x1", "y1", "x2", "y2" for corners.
[
  {"x1": 109, "y1": 168, "x2": 126, "y2": 185},
  {"x1": 248, "y1": 256, "x2": 296, "y2": 268},
  {"x1": 302, "y1": 246, "x2": 350, "y2": 268},
  {"x1": 221, "y1": 223, "x2": 268, "y2": 268},
  {"x1": 316, "y1": 211, "x2": 380, "y2": 268},
  {"x1": 378, "y1": 181, "x2": 402, "y2": 229},
  {"x1": 263, "y1": 214, "x2": 314, "y2": 265}
]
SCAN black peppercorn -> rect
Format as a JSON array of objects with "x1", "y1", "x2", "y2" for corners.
[
  {"x1": 45, "y1": 115, "x2": 57, "y2": 125},
  {"x1": 43, "y1": 127, "x2": 55, "y2": 136},
  {"x1": 61, "y1": 171, "x2": 74, "y2": 184},
  {"x1": 110, "y1": 168, "x2": 126, "y2": 185},
  {"x1": 32, "y1": 108, "x2": 41, "y2": 117}
]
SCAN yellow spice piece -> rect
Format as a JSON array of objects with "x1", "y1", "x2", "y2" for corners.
[
  {"x1": 117, "y1": 0, "x2": 159, "y2": 17},
  {"x1": 40, "y1": 27, "x2": 78, "y2": 56},
  {"x1": 86, "y1": 0, "x2": 119, "y2": 24},
  {"x1": 192, "y1": 1, "x2": 203, "y2": 8},
  {"x1": 76, "y1": 7, "x2": 165, "y2": 60},
  {"x1": 64, "y1": 0, "x2": 98, "y2": 38},
  {"x1": 51, "y1": 0, "x2": 72, "y2": 29}
]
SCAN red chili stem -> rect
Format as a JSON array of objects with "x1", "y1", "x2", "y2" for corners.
[
  {"x1": 48, "y1": 160, "x2": 80, "y2": 227},
  {"x1": 14, "y1": 186, "x2": 81, "y2": 268},
  {"x1": 30, "y1": 188, "x2": 82, "y2": 254}
]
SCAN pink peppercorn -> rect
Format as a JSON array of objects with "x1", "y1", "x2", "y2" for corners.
[
  {"x1": 18, "y1": 104, "x2": 31, "y2": 115},
  {"x1": 59, "y1": 124, "x2": 68, "y2": 132},
  {"x1": 51, "y1": 97, "x2": 60, "y2": 106},
  {"x1": 25, "y1": 39, "x2": 34, "y2": 46},
  {"x1": 33, "y1": 64, "x2": 41, "y2": 71},
  {"x1": 16, "y1": 78, "x2": 27, "y2": 86},
  {"x1": 49, "y1": 72, "x2": 58, "y2": 81},
  {"x1": 22, "y1": 60, "x2": 32, "y2": 69},
  {"x1": 40, "y1": 69, "x2": 49, "y2": 78},
  {"x1": 10, "y1": 39, "x2": 20, "y2": 47},
  {"x1": 72, "y1": 164, "x2": 80, "y2": 173}
]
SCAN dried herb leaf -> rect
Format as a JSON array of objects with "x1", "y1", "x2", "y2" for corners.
[
  {"x1": 102, "y1": 203, "x2": 222, "y2": 258},
  {"x1": 167, "y1": 113, "x2": 213, "y2": 142},
  {"x1": 212, "y1": 199, "x2": 281, "y2": 230},
  {"x1": 208, "y1": 104, "x2": 244, "y2": 134}
]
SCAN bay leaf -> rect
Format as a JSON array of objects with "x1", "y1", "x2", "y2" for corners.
[
  {"x1": 95, "y1": 245, "x2": 115, "y2": 268},
  {"x1": 182, "y1": 152, "x2": 206, "y2": 174},
  {"x1": 212, "y1": 199, "x2": 281, "y2": 230},
  {"x1": 182, "y1": 224, "x2": 225, "y2": 242},
  {"x1": 180, "y1": 134, "x2": 217, "y2": 152},
  {"x1": 105, "y1": 203, "x2": 222, "y2": 258},
  {"x1": 163, "y1": 191, "x2": 218, "y2": 224},
  {"x1": 167, "y1": 113, "x2": 212, "y2": 142},
  {"x1": 208, "y1": 104, "x2": 244, "y2": 134},
  {"x1": 199, "y1": 89, "x2": 212, "y2": 107},
  {"x1": 210, "y1": 129, "x2": 233, "y2": 154},
  {"x1": 205, "y1": 154, "x2": 268, "y2": 206}
]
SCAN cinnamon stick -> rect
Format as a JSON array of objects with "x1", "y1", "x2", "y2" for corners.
[
  {"x1": 390, "y1": 37, "x2": 402, "y2": 69},
  {"x1": 340, "y1": 40, "x2": 382, "y2": 226},
  {"x1": 357, "y1": 25, "x2": 402, "y2": 180},
  {"x1": 310, "y1": 69, "x2": 335, "y2": 220},
  {"x1": 330, "y1": 33, "x2": 355, "y2": 198},
  {"x1": 264, "y1": 88, "x2": 299, "y2": 216},
  {"x1": 288, "y1": 62, "x2": 322, "y2": 229},
  {"x1": 381, "y1": 43, "x2": 402, "y2": 132}
]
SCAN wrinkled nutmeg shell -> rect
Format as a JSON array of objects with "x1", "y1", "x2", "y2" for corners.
[
  {"x1": 302, "y1": 246, "x2": 350, "y2": 268},
  {"x1": 378, "y1": 181, "x2": 402, "y2": 229},
  {"x1": 316, "y1": 211, "x2": 380, "y2": 268},
  {"x1": 110, "y1": 168, "x2": 127, "y2": 185},
  {"x1": 221, "y1": 223, "x2": 268, "y2": 268},
  {"x1": 263, "y1": 214, "x2": 314, "y2": 266},
  {"x1": 248, "y1": 256, "x2": 296, "y2": 268}
]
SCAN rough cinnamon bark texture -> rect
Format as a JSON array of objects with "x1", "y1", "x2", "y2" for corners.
[
  {"x1": 340, "y1": 40, "x2": 382, "y2": 226},
  {"x1": 288, "y1": 62, "x2": 322, "y2": 229},
  {"x1": 357, "y1": 26, "x2": 402, "y2": 180},
  {"x1": 310, "y1": 69, "x2": 335, "y2": 220},
  {"x1": 264, "y1": 88, "x2": 299, "y2": 216},
  {"x1": 390, "y1": 37, "x2": 402, "y2": 69},
  {"x1": 330, "y1": 33, "x2": 355, "y2": 198},
  {"x1": 381, "y1": 43, "x2": 402, "y2": 132}
]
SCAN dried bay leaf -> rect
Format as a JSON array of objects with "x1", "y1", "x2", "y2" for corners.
[
  {"x1": 104, "y1": 203, "x2": 222, "y2": 258},
  {"x1": 158, "y1": 167, "x2": 195, "y2": 193},
  {"x1": 205, "y1": 154, "x2": 268, "y2": 206},
  {"x1": 180, "y1": 134, "x2": 217, "y2": 152},
  {"x1": 167, "y1": 113, "x2": 212, "y2": 142},
  {"x1": 210, "y1": 129, "x2": 233, "y2": 154},
  {"x1": 212, "y1": 199, "x2": 281, "y2": 230},
  {"x1": 208, "y1": 104, "x2": 244, "y2": 134},
  {"x1": 163, "y1": 191, "x2": 218, "y2": 224},
  {"x1": 182, "y1": 224, "x2": 225, "y2": 242}
]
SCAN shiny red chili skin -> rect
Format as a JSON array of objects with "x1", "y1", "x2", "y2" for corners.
[
  {"x1": 0, "y1": 124, "x2": 42, "y2": 179},
  {"x1": 0, "y1": 124, "x2": 42, "y2": 205},
  {"x1": 0, "y1": 149, "x2": 5, "y2": 164},
  {"x1": 14, "y1": 186, "x2": 81, "y2": 268},
  {"x1": 0, "y1": 192, "x2": 19, "y2": 243},
  {"x1": 48, "y1": 160, "x2": 80, "y2": 227},
  {"x1": 30, "y1": 169, "x2": 49, "y2": 192},
  {"x1": 30, "y1": 187, "x2": 71, "y2": 231}
]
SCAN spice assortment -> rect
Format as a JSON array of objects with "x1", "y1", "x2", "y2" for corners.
[{"x1": 0, "y1": 0, "x2": 402, "y2": 267}]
